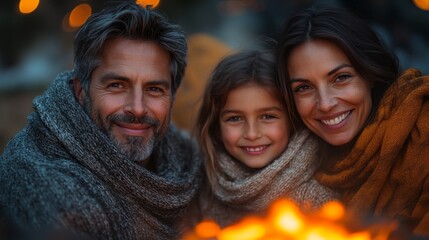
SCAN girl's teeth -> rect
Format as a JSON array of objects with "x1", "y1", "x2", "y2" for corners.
[
  {"x1": 321, "y1": 111, "x2": 350, "y2": 125},
  {"x1": 246, "y1": 146, "x2": 265, "y2": 152}
]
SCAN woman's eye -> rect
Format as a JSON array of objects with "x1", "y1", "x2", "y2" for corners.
[
  {"x1": 293, "y1": 84, "x2": 311, "y2": 93},
  {"x1": 336, "y1": 74, "x2": 352, "y2": 82}
]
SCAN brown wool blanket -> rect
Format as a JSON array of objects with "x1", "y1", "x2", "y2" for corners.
[{"x1": 316, "y1": 68, "x2": 429, "y2": 236}]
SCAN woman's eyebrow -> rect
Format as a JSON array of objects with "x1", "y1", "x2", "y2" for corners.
[{"x1": 327, "y1": 63, "x2": 353, "y2": 76}]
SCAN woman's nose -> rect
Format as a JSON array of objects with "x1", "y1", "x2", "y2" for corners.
[{"x1": 317, "y1": 88, "x2": 338, "y2": 112}]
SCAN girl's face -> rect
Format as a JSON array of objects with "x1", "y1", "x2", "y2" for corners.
[
  {"x1": 287, "y1": 39, "x2": 372, "y2": 146},
  {"x1": 219, "y1": 84, "x2": 290, "y2": 168}
]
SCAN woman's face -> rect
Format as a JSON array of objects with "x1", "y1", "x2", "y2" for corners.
[{"x1": 287, "y1": 39, "x2": 372, "y2": 146}]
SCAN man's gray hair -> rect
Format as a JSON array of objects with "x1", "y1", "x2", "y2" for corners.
[{"x1": 73, "y1": 1, "x2": 187, "y2": 95}]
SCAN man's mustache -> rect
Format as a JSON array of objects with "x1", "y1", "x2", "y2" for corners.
[{"x1": 108, "y1": 114, "x2": 160, "y2": 127}]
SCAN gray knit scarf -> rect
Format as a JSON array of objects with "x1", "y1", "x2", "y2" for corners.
[
  {"x1": 0, "y1": 71, "x2": 202, "y2": 240},
  {"x1": 200, "y1": 129, "x2": 338, "y2": 227}
]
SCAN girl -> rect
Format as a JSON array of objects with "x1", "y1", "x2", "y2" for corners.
[
  {"x1": 193, "y1": 47, "x2": 336, "y2": 227},
  {"x1": 277, "y1": 6, "x2": 429, "y2": 235}
]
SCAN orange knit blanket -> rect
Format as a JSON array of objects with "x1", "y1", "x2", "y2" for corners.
[{"x1": 316, "y1": 68, "x2": 429, "y2": 236}]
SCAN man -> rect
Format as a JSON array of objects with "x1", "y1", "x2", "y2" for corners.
[{"x1": 0, "y1": 2, "x2": 201, "y2": 239}]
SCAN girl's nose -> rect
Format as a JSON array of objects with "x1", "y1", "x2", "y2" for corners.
[{"x1": 243, "y1": 121, "x2": 262, "y2": 140}]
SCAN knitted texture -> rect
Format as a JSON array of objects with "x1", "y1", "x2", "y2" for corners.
[
  {"x1": 198, "y1": 129, "x2": 338, "y2": 227},
  {"x1": 316, "y1": 68, "x2": 429, "y2": 236},
  {"x1": 0, "y1": 71, "x2": 202, "y2": 240}
]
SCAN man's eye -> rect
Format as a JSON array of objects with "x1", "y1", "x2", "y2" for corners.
[
  {"x1": 146, "y1": 86, "x2": 166, "y2": 96},
  {"x1": 148, "y1": 87, "x2": 162, "y2": 92},
  {"x1": 109, "y1": 82, "x2": 124, "y2": 88}
]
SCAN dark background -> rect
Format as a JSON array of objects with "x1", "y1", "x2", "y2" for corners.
[{"x1": 1, "y1": 0, "x2": 429, "y2": 153}]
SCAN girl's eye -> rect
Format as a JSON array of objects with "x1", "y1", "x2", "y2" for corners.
[
  {"x1": 261, "y1": 114, "x2": 276, "y2": 120},
  {"x1": 225, "y1": 116, "x2": 242, "y2": 122}
]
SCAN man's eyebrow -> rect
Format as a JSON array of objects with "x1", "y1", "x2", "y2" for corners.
[
  {"x1": 146, "y1": 79, "x2": 171, "y2": 89},
  {"x1": 99, "y1": 72, "x2": 130, "y2": 83},
  {"x1": 99, "y1": 73, "x2": 171, "y2": 89}
]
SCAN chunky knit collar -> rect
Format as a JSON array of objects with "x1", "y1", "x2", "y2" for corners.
[{"x1": 211, "y1": 129, "x2": 335, "y2": 211}]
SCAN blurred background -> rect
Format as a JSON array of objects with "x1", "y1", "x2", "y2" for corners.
[{"x1": 1, "y1": 0, "x2": 429, "y2": 153}]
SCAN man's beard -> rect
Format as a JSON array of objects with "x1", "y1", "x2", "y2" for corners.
[{"x1": 82, "y1": 96, "x2": 170, "y2": 163}]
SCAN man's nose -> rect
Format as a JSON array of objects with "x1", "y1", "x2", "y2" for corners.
[{"x1": 124, "y1": 89, "x2": 147, "y2": 117}]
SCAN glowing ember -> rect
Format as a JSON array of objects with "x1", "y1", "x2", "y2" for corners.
[{"x1": 182, "y1": 198, "x2": 399, "y2": 240}]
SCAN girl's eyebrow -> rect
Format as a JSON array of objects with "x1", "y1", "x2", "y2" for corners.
[
  {"x1": 220, "y1": 109, "x2": 241, "y2": 116},
  {"x1": 220, "y1": 106, "x2": 284, "y2": 116}
]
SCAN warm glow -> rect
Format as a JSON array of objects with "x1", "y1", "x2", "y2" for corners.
[
  {"x1": 218, "y1": 217, "x2": 266, "y2": 240},
  {"x1": 304, "y1": 224, "x2": 349, "y2": 240},
  {"x1": 19, "y1": 0, "x2": 39, "y2": 14},
  {"x1": 69, "y1": 3, "x2": 92, "y2": 28},
  {"x1": 195, "y1": 220, "x2": 221, "y2": 238},
  {"x1": 318, "y1": 201, "x2": 345, "y2": 220},
  {"x1": 349, "y1": 232, "x2": 372, "y2": 240},
  {"x1": 413, "y1": 0, "x2": 429, "y2": 10},
  {"x1": 184, "y1": 198, "x2": 399, "y2": 240},
  {"x1": 269, "y1": 199, "x2": 304, "y2": 234},
  {"x1": 136, "y1": 0, "x2": 160, "y2": 9}
]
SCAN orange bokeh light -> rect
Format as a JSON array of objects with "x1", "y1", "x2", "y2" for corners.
[
  {"x1": 136, "y1": 0, "x2": 160, "y2": 9},
  {"x1": 69, "y1": 3, "x2": 92, "y2": 28},
  {"x1": 19, "y1": 0, "x2": 39, "y2": 14},
  {"x1": 413, "y1": 0, "x2": 429, "y2": 10}
]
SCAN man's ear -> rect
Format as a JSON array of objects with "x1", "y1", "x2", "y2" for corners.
[{"x1": 73, "y1": 77, "x2": 85, "y2": 106}]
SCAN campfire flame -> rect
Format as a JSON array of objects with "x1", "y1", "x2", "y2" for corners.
[{"x1": 183, "y1": 199, "x2": 399, "y2": 240}]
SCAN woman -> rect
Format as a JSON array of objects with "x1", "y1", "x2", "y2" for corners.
[{"x1": 277, "y1": 6, "x2": 429, "y2": 236}]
